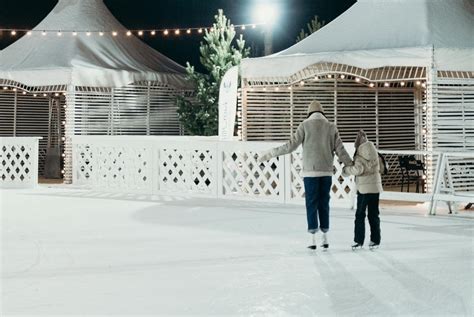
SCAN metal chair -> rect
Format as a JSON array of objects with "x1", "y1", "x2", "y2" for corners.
[{"x1": 398, "y1": 155, "x2": 424, "y2": 193}]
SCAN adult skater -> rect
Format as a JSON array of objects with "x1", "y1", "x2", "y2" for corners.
[
  {"x1": 258, "y1": 100, "x2": 352, "y2": 250},
  {"x1": 342, "y1": 130, "x2": 383, "y2": 250}
]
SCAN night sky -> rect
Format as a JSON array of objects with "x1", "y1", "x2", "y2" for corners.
[{"x1": 0, "y1": 0, "x2": 356, "y2": 70}]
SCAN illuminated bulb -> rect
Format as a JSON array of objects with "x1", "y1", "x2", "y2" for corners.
[
  {"x1": 400, "y1": 81, "x2": 405, "y2": 86},
  {"x1": 423, "y1": 106, "x2": 427, "y2": 111},
  {"x1": 369, "y1": 83, "x2": 375, "y2": 88},
  {"x1": 27, "y1": 31, "x2": 32, "y2": 36},
  {"x1": 12, "y1": 88, "x2": 17, "y2": 92},
  {"x1": 61, "y1": 170, "x2": 65, "y2": 174},
  {"x1": 186, "y1": 29, "x2": 191, "y2": 34},
  {"x1": 175, "y1": 29, "x2": 180, "y2": 35},
  {"x1": 61, "y1": 137, "x2": 66, "y2": 141},
  {"x1": 11, "y1": 30, "x2": 16, "y2": 35},
  {"x1": 355, "y1": 77, "x2": 361, "y2": 82},
  {"x1": 42, "y1": 31, "x2": 47, "y2": 36},
  {"x1": 55, "y1": 93, "x2": 59, "y2": 97},
  {"x1": 62, "y1": 153, "x2": 66, "y2": 157},
  {"x1": 274, "y1": 87, "x2": 279, "y2": 91},
  {"x1": 61, "y1": 121, "x2": 66, "y2": 125},
  {"x1": 22, "y1": 91, "x2": 26, "y2": 95},
  {"x1": 416, "y1": 80, "x2": 421, "y2": 86},
  {"x1": 299, "y1": 81, "x2": 305, "y2": 86},
  {"x1": 421, "y1": 82, "x2": 426, "y2": 88},
  {"x1": 288, "y1": 86, "x2": 292, "y2": 90},
  {"x1": 241, "y1": 25, "x2": 246, "y2": 30},
  {"x1": 384, "y1": 82, "x2": 390, "y2": 87},
  {"x1": 422, "y1": 129, "x2": 427, "y2": 135},
  {"x1": 99, "y1": 32, "x2": 104, "y2": 36},
  {"x1": 198, "y1": 28, "x2": 203, "y2": 33},
  {"x1": 33, "y1": 94, "x2": 37, "y2": 97},
  {"x1": 126, "y1": 31, "x2": 132, "y2": 36},
  {"x1": 210, "y1": 27, "x2": 214, "y2": 32},
  {"x1": 252, "y1": 24, "x2": 256, "y2": 29},
  {"x1": 72, "y1": 31, "x2": 77, "y2": 36},
  {"x1": 422, "y1": 175, "x2": 427, "y2": 180},
  {"x1": 2, "y1": 87, "x2": 7, "y2": 90},
  {"x1": 327, "y1": 74, "x2": 332, "y2": 78},
  {"x1": 138, "y1": 31, "x2": 143, "y2": 36},
  {"x1": 262, "y1": 87, "x2": 267, "y2": 91},
  {"x1": 314, "y1": 76, "x2": 319, "y2": 80},
  {"x1": 43, "y1": 93, "x2": 47, "y2": 97},
  {"x1": 57, "y1": 31, "x2": 62, "y2": 36},
  {"x1": 340, "y1": 74, "x2": 345, "y2": 79},
  {"x1": 164, "y1": 29, "x2": 169, "y2": 35},
  {"x1": 86, "y1": 32, "x2": 91, "y2": 36},
  {"x1": 151, "y1": 30, "x2": 156, "y2": 35},
  {"x1": 112, "y1": 31, "x2": 118, "y2": 36}
]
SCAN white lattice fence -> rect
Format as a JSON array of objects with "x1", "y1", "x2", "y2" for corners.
[
  {"x1": 0, "y1": 137, "x2": 41, "y2": 188},
  {"x1": 72, "y1": 136, "x2": 356, "y2": 206}
]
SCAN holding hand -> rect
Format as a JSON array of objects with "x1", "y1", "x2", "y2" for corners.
[{"x1": 257, "y1": 149, "x2": 273, "y2": 162}]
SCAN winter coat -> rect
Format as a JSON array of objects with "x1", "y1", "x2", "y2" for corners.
[
  {"x1": 342, "y1": 141, "x2": 383, "y2": 194},
  {"x1": 265, "y1": 113, "x2": 353, "y2": 177}
]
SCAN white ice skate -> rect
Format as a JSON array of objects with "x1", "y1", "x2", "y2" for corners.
[
  {"x1": 307, "y1": 233, "x2": 317, "y2": 250},
  {"x1": 369, "y1": 241, "x2": 379, "y2": 250},
  {"x1": 321, "y1": 232, "x2": 329, "y2": 250},
  {"x1": 352, "y1": 242, "x2": 363, "y2": 250}
]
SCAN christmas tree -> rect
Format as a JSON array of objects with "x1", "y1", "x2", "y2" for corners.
[{"x1": 176, "y1": 9, "x2": 250, "y2": 136}]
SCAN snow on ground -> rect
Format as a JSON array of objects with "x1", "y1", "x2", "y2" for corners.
[{"x1": 1, "y1": 186, "x2": 473, "y2": 316}]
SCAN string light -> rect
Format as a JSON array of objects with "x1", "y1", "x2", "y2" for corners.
[
  {"x1": 327, "y1": 74, "x2": 332, "y2": 78},
  {"x1": 42, "y1": 31, "x2": 47, "y2": 36},
  {"x1": 384, "y1": 82, "x2": 390, "y2": 87},
  {"x1": 340, "y1": 74, "x2": 345, "y2": 79},
  {"x1": 198, "y1": 28, "x2": 203, "y2": 33},
  {"x1": 164, "y1": 29, "x2": 169, "y2": 35},
  {"x1": 33, "y1": 94, "x2": 37, "y2": 97},
  {"x1": 126, "y1": 31, "x2": 132, "y2": 36},
  {"x1": 27, "y1": 31, "x2": 32, "y2": 36},
  {"x1": 86, "y1": 32, "x2": 91, "y2": 36},
  {"x1": 252, "y1": 24, "x2": 256, "y2": 29},
  {"x1": 416, "y1": 80, "x2": 421, "y2": 86},
  {"x1": 99, "y1": 32, "x2": 104, "y2": 36},
  {"x1": 112, "y1": 31, "x2": 118, "y2": 36},
  {"x1": 11, "y1": 30, "x2": 16, "y2": 36},
  {"x1": 57, "y1": 31, "x2": 62, "y2": 36},
  {"x1": 175, "y1": 29, "x2": 180, "y2": 35},
  {"x1": 288, "y1": 86, "x2": 292, "y2": 90},
  {"x1": 138, "y1": 30, "x2": 143, "y2": 36},
  {"x1": 151, "y1": 30, "x2": 156, "y2": 35},
  {"x1": 42, "y1": 93, "x2": 47, "y2": 97},
  {"x1": 369, "y1": 83, "x2": 375, "y2": 88},
  {"x1": 400, "y1": 81, "x2": 405, "y2": 87},
  {"x1": 274, "y1": 87, "x2": 279, "y2": 91},
  {"x1": 299, "y1": 81, "x2": 305, "y2": 86},
  {"x1": 355, "y1": 77, "x2": 361, "y2": 82},
  {"x1": 314, "y1": 76, "x2": 319, "y2": 80},
  {"x1": 186, "y1": 29, "x2": 191, "y2": 34},
  {"x1": 241, "y1": 25, "x2": 246, "y2": 30},
  {"x1": 72, "y1": 31, "x2": 77, "y2": 36},
  {"x1": 22, "y1": 91, "x2": 26, "y2": 95}
]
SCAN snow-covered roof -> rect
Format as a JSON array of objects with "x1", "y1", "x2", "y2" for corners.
[
  {"x1": 242, "y1": 0, "x2": 474, "y2": 80},
  {"x1": 0, "y1": 0, "x2": 191, "y2": 88}
]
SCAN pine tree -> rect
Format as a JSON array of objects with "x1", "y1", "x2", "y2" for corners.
[
  {"x1": 176, "y1": 9, "x2": 250, "y2": 136},
  {"x1": 296, "y1": 15, "x2": 325, "y2": 43}
]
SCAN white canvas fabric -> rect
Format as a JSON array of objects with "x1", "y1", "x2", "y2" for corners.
[
  {"x1": 242, "y1": 0, "x2": 474, "y2": 80},
  {"x1": 0, "y1": 0, "x2": 191, "y2": 88}
]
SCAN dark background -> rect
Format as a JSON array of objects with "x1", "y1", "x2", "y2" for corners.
[{"x1": 0, "y1": 0, "x2": 356, "y2": 70}]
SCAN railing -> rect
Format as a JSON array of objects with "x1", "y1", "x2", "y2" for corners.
[
  {"x1": 72, "y1": 136, "x2": 356, "y2": 207},
  {"x1": 0, "y1": 137, "x2": 42, "y2": 189}
]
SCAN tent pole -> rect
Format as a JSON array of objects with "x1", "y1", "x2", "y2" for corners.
[{"x1": 13, "y1": 89, "x2": 17, "y2": 137}]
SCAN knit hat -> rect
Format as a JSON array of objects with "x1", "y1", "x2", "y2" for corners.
[
  {"x1": 307, "y1": 100, "x2": 324, "y2": 114},
  {"x1": 354, "y1": 130, "x2": 368, "y2": 149}
]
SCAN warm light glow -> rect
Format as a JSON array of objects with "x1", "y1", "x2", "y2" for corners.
[
  {"x1": 72, "y1": 31, "x2": 77, "y2": 36},
  {"x1": 314, "y1": 76, "x2": 319, "y2": 81},
  {"x1": 12, "y1": 88, "x2": 17, "y2": 92},
  {"x1": 112, "y1": 31, "x2": 118, "y2": 36},
  {"x1": 198, "y1": 28, "x2": 203, "y2": 33},
  {"x1": 57, "y1": 31, "x2": 62, "y2": 36},
  {"x1": 151, "y1": 30, "x2": 156, "y2": 35},
  {"x1": 138, "y1": 30, "x2": 143, "y2": 36},
  {"x1": 126, "y1": 31, "x2": 132, "y2": 36},
  {"x1": 416, "y1": 80, "x2": 421, "y2": 86},
  {"x1": 355, "y1": 77, "x2": 361, "y2": 82},
  {"x1": 327, "y1": 74, "x2": 332, "y2": 78},
  {"x1": 42, "y1": 31, "x2": 47, "y2": 36},
  {"x1": 274, "y1": 87, "x2": 279, "y2": 91},
  {"x1": 174, "y1": 29, "x2": 180, "y2": 35},
  {"x1": 400, "y1": 81, "x2": 405, "y2": 86},
  {"x1": 384, "y1": 82, "x2": 390, "y2": 87},
  {"x1": 288, "y1": 86, "x2": 292, "y2": 90},
  {"x1": 421, "y1": 82, "x2": 426, "y2": 88},
  {"x1": 2, "y1": 87, "x2": 7, "y2": 90},
  {"x1": 55, "y1": 93, "x2": 60, "y2": 97},
  {"x1": 62, "y1": 121, "x2": 66, "y2": 125},
  {"x1": 241, "y1": 25, "x2": 246, "y2": 30},
  {"x1": 27, "y1": 31, "x2": 32, "y2": 36},
  {"x1": 340, "y1": 74, "x2": 345, "y2": 79},
  {"x1": 299, "y1": 81, "x2": 305, "y2": 86},
  {"x1": 43, "y1": 93, "x2": 47, "y2": 97},
  {"x1": 86, "y1": 32, "x2": 91, "y2": 36},
  {"x1": 11, "y1": 30, "x2": 16, "y2": 35},
  {"x1": 164, "y1": 29, "x2": 169, "y2": 35},
  {"x1": 33, "y1": 94, "x2": 37, "y2": 97},
  {"x1": 252, "y1": 24, "x2": 256, "y2": 29},
  {"x1": 186, "y1": 29, "x2": 191, "y2": 34},
  {"x1": 99, "y1": 32, "x2": 104, "y2": 36},
  {"x1": 369, "y1": 83, "x2": 375, "y2": 88},
  {"x1": 22, "y1": 91, "x2": 26, "y2": 95}
]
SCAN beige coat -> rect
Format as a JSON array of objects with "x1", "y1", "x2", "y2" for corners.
[
  {"x1": 342, "y1": 141, "x2": 383, "y2": 194},
  {"x1": 264, "y1": 113, "x2": 352, "y2": 177}
]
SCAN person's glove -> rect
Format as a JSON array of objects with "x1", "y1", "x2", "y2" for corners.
[
  {"x1": 342, "y1": 166, "x2": 350, "y2": 177},
  {"x1": 257, "y1": 149, "x2": 273, "y2": 162},
  {"x1": 354, "y1": 129, "x2": 368, "y2": 149}
]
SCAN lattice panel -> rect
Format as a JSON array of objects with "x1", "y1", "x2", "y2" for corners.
[
  {"x1": 222, "y1": 150, "x2": 283, "y2": 201},
  {"x1": 0, "y1": 139, "x2": 39, "y2": 188},
  {"x1": 95, "y1": 146, "x2": 152, "y2": 193},
  {"x1": 445, "y1": 157, "x2": 474, "y2": 192},
  {"x1": 159, "y1": 149, "x2": 189, "y2": 193},
  {"x1": 73, "y1": 144, "x2": 94, "y2": 185},
  {"x1": 190, "y1": 149, "x2": 216, "y2": 194}
]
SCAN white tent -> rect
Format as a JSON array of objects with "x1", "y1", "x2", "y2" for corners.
[
  {"x1": 0, "y1": 0, "x2": 190, "y2": 88},
  {"x1": 0, "y1": 0, "x2": 192, "y2": 182},
  {"x1": 237, "y1": 0, "x2": 474, "y2": 193},
  {"x1": 242, "y1": 0, "x2": 474, "y2": 81}
]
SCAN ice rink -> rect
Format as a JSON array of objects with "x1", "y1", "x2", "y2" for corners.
[{"x1": 1, "y1": 186, "x2": 473, "y2": 316}]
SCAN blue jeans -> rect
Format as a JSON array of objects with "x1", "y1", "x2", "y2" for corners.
[{"x1": 303, "y1": 176, "x2": 332, "y2": 233}]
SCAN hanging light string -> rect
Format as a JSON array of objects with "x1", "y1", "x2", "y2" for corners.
[{"x1": 0, "y1": 23, "x2": 263, "y2": 37}]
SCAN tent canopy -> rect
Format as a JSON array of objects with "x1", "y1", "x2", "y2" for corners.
[
  {"x1": 242, "y1": 0, "x2": 474, "y2": 80},
  {"x1": 0, "y1": 0, "x2": 191, "y2": 88}
]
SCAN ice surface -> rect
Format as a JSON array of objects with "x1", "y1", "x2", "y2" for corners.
[{"x1": 1, "y1": 186, "x2": 473, "y2": 316}]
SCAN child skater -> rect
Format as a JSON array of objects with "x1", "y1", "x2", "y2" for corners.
[{"x1": 342, "y1": 130, "x2": 383, "y2": 250}]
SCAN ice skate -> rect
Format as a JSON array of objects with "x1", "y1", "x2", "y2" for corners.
[
  {"x1": 321, "y1": 232, "x2": 329, "y2": 250},
  {"x1": 352, "y1": 242, "x2": 363, "y2": 250},
  {"x1": 369, "y1": 241, "x2": 379, "y2": 250},
  {"x1": 307, "y1": 233, "x2": 317, "y2": 250}
]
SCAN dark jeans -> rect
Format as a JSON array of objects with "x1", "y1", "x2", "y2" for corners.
[
  {"x1": 303, "y1": 176, "x2": 332, "y2": 233},
  {"x1": 354, "y1": 192, "x2": 381, "y2": 245}
]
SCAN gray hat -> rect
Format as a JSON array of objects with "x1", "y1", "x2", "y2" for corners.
[{"x1": 307, "y1": 100, "x2": 324, "y2": 114}]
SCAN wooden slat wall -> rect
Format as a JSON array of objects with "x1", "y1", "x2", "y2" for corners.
[{"x1": 240, "y1": 78, "x2": 418, "y2": 150}]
